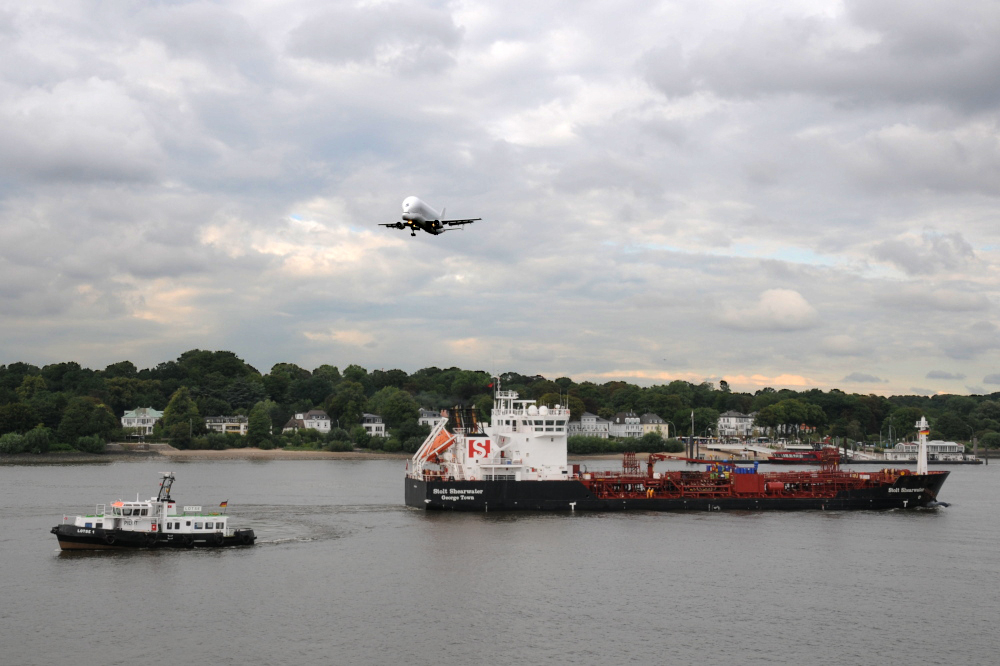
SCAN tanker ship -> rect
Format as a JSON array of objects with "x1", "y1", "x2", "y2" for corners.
[{"x1": 404, "y1": 384, "x2": 949, "y2": 511}]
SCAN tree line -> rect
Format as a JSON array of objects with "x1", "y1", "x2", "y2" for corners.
[{"x1": 1, "y1": 349, "x2": 998, "y2": 454}]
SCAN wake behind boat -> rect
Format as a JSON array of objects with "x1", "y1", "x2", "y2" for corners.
[{"x1": 51, "y1": 472, "x2": 256, "y2": 550}]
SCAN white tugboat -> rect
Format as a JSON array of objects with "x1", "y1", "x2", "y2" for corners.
[{"x1": 51, "y1": 472, "x2": 256, "y2": 550}]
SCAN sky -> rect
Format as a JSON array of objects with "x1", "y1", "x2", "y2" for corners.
[{"x1": 2, "y1": 0, "x2": 1000, "y2": 396}]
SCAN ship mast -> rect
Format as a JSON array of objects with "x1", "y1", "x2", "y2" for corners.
[{"x1": 915, "y1": 416, "x2": 929, "y2": 475}]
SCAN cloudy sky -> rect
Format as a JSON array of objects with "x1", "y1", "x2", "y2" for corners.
[{"x1": 2, "y1": 0, "x2": 999, "y2": 395}]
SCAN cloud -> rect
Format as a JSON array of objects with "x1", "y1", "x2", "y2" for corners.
[
  {"x1": 821, "y1": 335, "x2": 864, "y2": 356},
  {"x1": 909, "y1": 387, "x2": 938, "y2": 396},
  {"x1": 1, "y1": 0, "x2": 1000, "y2": 398},
  {"x1": 286, "y1": 3, "x2": 462, "y2": 73},
  {"x1": 983, "y1": 374, "x2": 1000, "y2": 385},
  {"x1": 718, "y1": 289, "x2": 819, "y2": 331},
  {"x1": 876, "y1": 285, "x2": 989, "y2": 313},
  {"x1": 302, "y1": 329, "x2": 377, "y2": 347},
  {"x1": 872, "y1": 231, "x2": 975, "y2": 276},
  {"x1": 842, "y1": 372, "x2": 887, "y2": 383},
  {"x1": 927, "y1": 370, "x2": 966, "y2": 380},
  {"x1": 943, "y1": 321, "x2": 1000, "y2": 360}
]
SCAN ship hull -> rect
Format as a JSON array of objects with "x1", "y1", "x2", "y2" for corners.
[
  {"x1": 51, "y1": 525, "x2": 256, "y2": 550},
  {"x1": 405, "y1": 471, "x2": 949, "y2": 512}
]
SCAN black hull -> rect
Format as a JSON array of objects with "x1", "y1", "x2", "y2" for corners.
[
  {"x1": 405, "y1": 472, "x2": 949, "y2": 512},
  {"x1": 51, "y1": 525, "x2": 256, "y2": 550}
]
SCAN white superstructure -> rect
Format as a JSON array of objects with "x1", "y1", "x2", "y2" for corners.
[
  {"x1": 408, "y1": 382, "x2": 571, "y2": 482},
  {"x1": 61, "y1": 473, "x2": 233, "y2": 538}
]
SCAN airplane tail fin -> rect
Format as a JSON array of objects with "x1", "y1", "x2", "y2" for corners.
[{"x1": 441, "y1": 207, "x2": 445, "y2": 220}]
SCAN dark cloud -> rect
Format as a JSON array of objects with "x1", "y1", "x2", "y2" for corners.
[
  {"x1": 927, "y1": 370, "x2": 966, "y2": 380},
  {"x1": 642, "y1": 0, "x2": 1000, "y2": 111},
  {"x1": 983, "y1": 374, "x2": 1000, "y2": 385},
  {"x1": 943, "y1": 321, "x2": 1000, "y2": 360},
  {"x1": 872, "y1": 231, "x2": 975, "y2": 275},
  {"x1": 843, "y1": 372, "x2": 887, "y2": 383}
]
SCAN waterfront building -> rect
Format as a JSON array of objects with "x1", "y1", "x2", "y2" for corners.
[
  {"x1": 567, "y1": 412, "x2": 610, "y2": 439},
  {"x1": 640, "y1": 413, "x2": 667, "y2": 438},
  {"x1": 121, "y1": 407, "x2": 162, "y2": 435},
  {"x1": 885, "y1": 440, "x2": 967, "y2": 462},
  {"x1": 362, "y1": 413, "x2": 385, "y2": 437},
  {"x1": 204, "y1": 415, "x2": 248, "y2": 436},
  {"x1": 418, "y1": 408, "x2": 446, "y2": 428},
  {"x1": 282, "y1": 410, "x2": 332, "y2": 433},
  {"x1": 717, "y1": 411, "x2": 756, "y2": 438},
  {"x1": 609, "y1": 412, "x2": 642, "y2": 438}
]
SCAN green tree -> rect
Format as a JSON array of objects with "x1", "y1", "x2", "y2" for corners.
[
  {"x1": 162, "y1": 387, "x2": 202, "y2": 449},
  {"x1": 0, "y1": 403, "x2": 39, "y2": 435},
  {"x1": 57, "y1": 397, "x2": 118, "y2": 445},
  {"x1": 15, "y1": 375, "x2": 47, "y2": 402},
  {"x1": 326, "y1": 381, "x2": 367, "y2": 427},
  {"x1": 247, "y1": 401, "x2": 273, "y2": 447},
  {"x1": 367, "y1": 386, "x2": 419, "y2": 430}
]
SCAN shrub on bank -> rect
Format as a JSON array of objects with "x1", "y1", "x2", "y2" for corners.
[
  {"x1": 23, "y1": 426, "x2": 52, "y2": 454},
  {"x1": 75, "y1": 435, "x2": 106, "y2": 454},
  {"x1": 0, "y1": 432, "x2": 25, "y2": 454}
]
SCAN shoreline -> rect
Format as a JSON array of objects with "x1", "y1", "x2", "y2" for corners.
[{"x1": 0, "y1": 446, "x2": 411, "y2": 464}]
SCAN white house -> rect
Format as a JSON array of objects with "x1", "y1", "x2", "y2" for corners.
[
  {"x1": 609, "y1": 412, "x2": 642, "y2": 438},
  {"x1": 640, "y1": 413, "x2": 668, "y2": 438},
  {"x1": 204, "y1": 415, "x2": 248, "y2": 436},
  {"x1": 567, "y1": 412, "x2": 610, "y2": 439},
  {"x1": 121, "y1": 407, "x2": 162, "y2": 435},
  {"x1": 418, "y1": 408, "x2": 446, "y2": 428},
  {"x1": 283, "y1": 410, "x2": 332, "y2": 433},
  {"x1": 717, "y1": 411, "x2": 756, "y2": 438},
  {"x1": 362, "y1": 413, "x2": 385, "y2": 437}
]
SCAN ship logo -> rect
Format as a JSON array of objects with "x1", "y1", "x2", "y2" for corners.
[{"x1": 468, "y1": 438, "x2": 491, "y2": 459}]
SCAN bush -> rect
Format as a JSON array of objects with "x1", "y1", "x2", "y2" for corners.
[
  {"x1": 324, "y1": 439, "x2": 353, "y2": 452},
  {"x1": 567, "y1": 436, "x2": 624, "y2": 455},
  {"x1": 23, "y1": 426, "x2": 52, "y2": 454},
  {"x1": 0, "y1": 432, "x2": 25, "y2": 454},
  {"x1": 979, "y1": 432, "x2": 1000, "y2": 449},
  {"x1": 75, "y1": 435, "x2": 106, "y2": 454},
  {"x1": 351, "y1": 425, "x2": 370, "y2": 449},
  {"x1": 383, "y1": 437, "x2": 401, "y2": 452}
]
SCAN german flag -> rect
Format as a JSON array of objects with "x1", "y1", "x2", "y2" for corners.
[{"x1": 219, "y1": 500, "x2": 228, "y2": 508}]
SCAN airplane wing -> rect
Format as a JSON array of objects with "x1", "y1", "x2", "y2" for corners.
[
  {"x1": 442, "y1": 218, "x2": 481, "y2": 227},
  {"x1": 380, "y1": 222, "x2": 405, "y2": 229}
]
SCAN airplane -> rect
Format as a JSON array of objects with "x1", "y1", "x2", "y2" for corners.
[{"x1": 380, "y1": 196, "x2": 481, "y2": 236}]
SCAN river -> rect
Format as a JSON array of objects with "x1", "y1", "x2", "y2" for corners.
[{"x1": 1, "y1": 458, "x2": 997, "y2": 665}]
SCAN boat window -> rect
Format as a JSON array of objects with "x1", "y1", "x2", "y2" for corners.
[
  {"x1": 545, "y1": 420, "x2": 554, "y2": 426},
  {"x1": 194, "y1": 523, "x2": 202, "y2": 529},
  {"x1": 534, "y1": 420, "x2": 543, "y2": 426},
  {"x1": 556, "y1": 420, "x2": 565, "y2": 426},
  {"x1": 141, "y1": 508, "x2": 148, "y2": 516},
  {"x1": 186, "y1": 521, "x2": 191, "y2": 527}
]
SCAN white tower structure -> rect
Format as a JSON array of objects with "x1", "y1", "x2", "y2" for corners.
[{"x1": 915, "y1": 416, "x2": 930, "y2": 475}]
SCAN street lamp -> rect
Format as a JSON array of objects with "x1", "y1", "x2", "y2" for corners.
[{"x1": 665, "y1": 420, "x2": 676, "y2": 441}]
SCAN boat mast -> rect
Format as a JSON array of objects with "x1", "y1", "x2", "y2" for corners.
[
  {"x1": 157, "y1": 472, "x2": 174, "y2": 501},
  {"x1": 916, "y1": 416, "x2": 929, "y2": 475}
]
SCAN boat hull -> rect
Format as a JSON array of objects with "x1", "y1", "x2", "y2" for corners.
[
  {"x1": 51, "y1": 525, "x2": 256, "y2": 550},
  {"x1": 405, "y1": 471, "x2": 949, "y2": 512}
]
